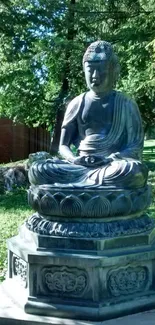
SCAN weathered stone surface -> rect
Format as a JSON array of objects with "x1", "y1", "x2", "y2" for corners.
[
  {"x1": 4, "y1": 166, "x2": 28, "y2": 191},
  {"x1": 0, "y1": 166, "x2": 28, "y2": 191},
  {"x1": 6, "y1": 232, "x2": 155, "y2": 321},
  {"x1": 12, "y1": 254, "x2": 27, "y2": 288},
  {"x1": 27, "y1": 151, "x2": 52, "y2": 168},
  {"x1": 19, "y1": 223, "x2": 155, "y2": 251},
  {"x1": 107, "y1": 266, "x2": 149, "y2": 296},
  {"x1": 41, "y1": 266, "x2": 88, "y2": 297},
  {"x1": 28, "y1": 185, "x2": 151, "y2": 218},
  {"x1": 1, "y1": 280, "x2": 155, "y2": 325},
  {"x1": 25, "y1": 213, "x2": 154, "y2": 238}
]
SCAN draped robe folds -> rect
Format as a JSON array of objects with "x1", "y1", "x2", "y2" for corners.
[{"x1": 29, "y1": 91, "x2": 148, "y2": 189}]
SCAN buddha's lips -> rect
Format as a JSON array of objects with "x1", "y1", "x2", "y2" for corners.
[{"x1": 91, "y1": 80, "x2": 100, "y2": 86}]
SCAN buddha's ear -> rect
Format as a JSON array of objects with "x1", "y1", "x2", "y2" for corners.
[
  {"x1": 83, "y1": 61, "x2": 87, "y2": 73},
  {"x1": 109, "y1": 56, "x2": 120, "y2": 88}
]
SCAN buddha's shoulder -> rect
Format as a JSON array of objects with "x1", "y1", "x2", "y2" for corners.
[
  {"x1": 64, "y1": 93, "x2": 85, "y2": 116},
  {"x1": 62, "y1": 93, "x2": 86, "y2": 126},
  {"x1": 115, "y1": 91, "x2": 138, "y2": 108},
  {"x1": 67, "y1": 93, "x2": 85, "y2": 109}
]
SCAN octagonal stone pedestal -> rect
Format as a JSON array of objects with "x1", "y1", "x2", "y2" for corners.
[
  {"x1": 6, "y1": 213, "x2": 155, "y2": 321},
  {"x1": 5, "y1": 183, "x2": 155, "y2": 321}
]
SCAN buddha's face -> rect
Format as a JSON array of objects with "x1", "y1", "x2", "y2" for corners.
[{"x1": 84, "y1": 60, "x2": 112, "y2": 94}]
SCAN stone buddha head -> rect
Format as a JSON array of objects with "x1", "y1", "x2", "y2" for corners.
[{"x1": 83, "y1": 41, "x2": 120, "y2": 94}]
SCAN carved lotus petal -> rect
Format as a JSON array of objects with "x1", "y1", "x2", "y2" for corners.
[
  {"x1": 85, "y1": 196, "x2": 110, "y2": 217},
  {"x1": 146, "y1": 185, "x2": 152, "y2": 206},
  {"x1": 27, "y1": 188, "x2": 33, "y2": 207},
  {"x1": 111, "y1": 194, "x2": 132, "y2": 216},
  {"x1": 38, "y1": 188, "x2": 47, "y2": 199},
  {"x1": 132, "y1": 193, "x2": 149, "y2": 213},
  {"x1": 60, "y1": 195, "x2": 83, "y2": 217},
  {"x1": 28, "y1": 190, "x2": 40, "y2": 212},
  {"x1": 40, "y1": 193, "x2": 59, "y2": 215},
  {"x1": 130, "y1": 191, "x2": 136, "y2": 202},
  {"x1": 78, "y1": 193, "x2": 92, "y2": 204},
  {"x1": 106, "y1": 192, "x2": 117, "y2": 202},
  {"x1": 133, "y1": 185, "x2": 152, "y2": 213},
  {"x1": 53, "y1": 192, "x2": 66, "y2": 203}
]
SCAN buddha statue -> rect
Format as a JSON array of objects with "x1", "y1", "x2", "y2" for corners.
[
  {"x1": 7, "y1": 41, "x2": 154, "y2": 322},
  {"x1": 29, "y1": 40, "x2": 147, "y2": 190}
]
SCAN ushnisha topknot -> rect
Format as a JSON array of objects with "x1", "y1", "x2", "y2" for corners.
[{"x1": 83, "y1": 41, "x2": 114, "y2": 64}]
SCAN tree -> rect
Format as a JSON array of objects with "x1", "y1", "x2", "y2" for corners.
[
  {"x1": 114, "y1": 0, "x2": 155, "y2": 130},
  {"x1": 0, "y1": 0, "x2": 154, "y2": 153}
]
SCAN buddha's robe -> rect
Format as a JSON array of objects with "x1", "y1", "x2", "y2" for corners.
[{"x1": 29, "y1": 91, "x2": 148, "y2": 189}]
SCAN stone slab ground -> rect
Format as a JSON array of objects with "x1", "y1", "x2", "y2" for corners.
[{"x1": 0, "y1": 280, "x2": 155, "y2": 325}]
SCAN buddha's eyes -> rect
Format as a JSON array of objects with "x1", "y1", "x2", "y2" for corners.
[
  {"x1": 87, "y1": 66, "x2": 93, "y2": 72},
  {"x1": 86, "y1": 66, "x2": 108, "y2": 74}
]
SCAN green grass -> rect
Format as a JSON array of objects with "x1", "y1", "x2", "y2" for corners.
[
  {"x1": 0, "y1": 188, "x2": 32, "y2": 280},
  {"x1": 144, "y1": 140, "x2": 155, "y2": 147},
  {"x1": 143, "y1": 140, "x2": 155, "y2": 160},
  {"x1": 145, "y1": 158, "x2": 155, "y2": 218}
]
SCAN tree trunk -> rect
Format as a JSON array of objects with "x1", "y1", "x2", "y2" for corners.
[
  {"x1": 49, "y1": 106, "x2": 64, "y2": 155},
  {"x1": 50, "y1": 0, "x2": 76, "y2": 155}
]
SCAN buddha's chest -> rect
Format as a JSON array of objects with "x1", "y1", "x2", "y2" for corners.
[
  {"x1": 79, "y1": 97, "x2": 114, "y2": 134},
  {"x1": 77, "y1": 93, "x2": 116, "y2": 137},
  {"x1": 81, "y1": 102, "x2": 113, "y2": 125}
]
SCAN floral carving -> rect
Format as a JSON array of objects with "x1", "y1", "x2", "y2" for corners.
[
  {"x1": 13, "y1": 254, "x2": 27, "y2": 287},
  {"x1": 42, "y1": 266, "x2": 88, "y2": 297},
  {"x1": 107, "y1": 266, "x2": 149, "y2": 296}
]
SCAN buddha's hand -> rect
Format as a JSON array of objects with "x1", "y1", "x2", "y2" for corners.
[{"x1": 73, "y1": 155, "x2": 112, "y2": 167}]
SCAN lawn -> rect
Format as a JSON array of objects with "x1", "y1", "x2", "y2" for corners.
[
  {"x1": 144, "y1": 140, "x2": 155, "y2": 147},
  {"x1": 0, "y1": 150, "x2": 155, "y2": 281},
  {"x1": 0, "y1": 188, "x2": 32, "y2": 280},
  {"x1": 143, "y1": 140, "x2": 155, "y2": 158}
]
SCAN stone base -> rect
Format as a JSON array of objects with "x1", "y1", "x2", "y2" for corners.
[
  {"x1": 6, "y1": 224, "x2": 155, "y2": 321},
  {"x1": 1, "y1": 281, "x2": 155, "y2": 325},
  {"x1": 0, "y1": 279, "x2": 86, "y2": 325}
]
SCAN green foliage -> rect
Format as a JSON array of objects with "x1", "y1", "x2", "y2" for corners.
[
  {"x1": 0, "y1": 0, "x2": 154, "y2": 131},
  {"x1": 115, "y1": 7, "x2": 155, "y2": 127}
]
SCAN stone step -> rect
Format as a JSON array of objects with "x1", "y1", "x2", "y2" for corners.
[{"x1": 0, "y1": 280, "x2": 155, "y2": 325}]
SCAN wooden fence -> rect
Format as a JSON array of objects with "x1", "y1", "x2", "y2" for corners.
[{"x1": 0, "y1": 119, "x2": 51, "y2": 163}]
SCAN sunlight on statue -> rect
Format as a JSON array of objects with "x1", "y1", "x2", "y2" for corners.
[{"x1": 29, "y1": 41, "x2": 148, "y2": 189}]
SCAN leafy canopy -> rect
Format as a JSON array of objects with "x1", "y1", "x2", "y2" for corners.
[{"x1": 0, "y1": 0, "x2": 154, "y2": 130}]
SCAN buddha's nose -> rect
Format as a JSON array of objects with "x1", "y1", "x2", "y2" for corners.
[{"x1": 92, "y1": 69, "x2": 99, "y2": 79}]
